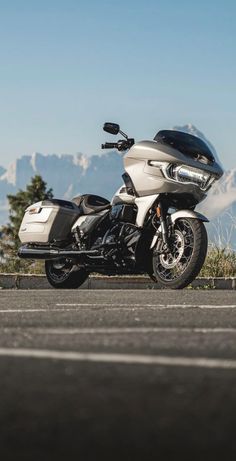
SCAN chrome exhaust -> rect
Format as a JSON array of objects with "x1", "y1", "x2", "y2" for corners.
[{"x1": 18, "y1": 245, "x2": 99, "y2": 260}]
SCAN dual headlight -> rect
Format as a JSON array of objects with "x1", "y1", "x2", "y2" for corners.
[
  {"x1": 170, "y1": 164, "x2": 213, "y2": 190},
  {"x1": 149, "y1": 161, "x2": 214, "y2": 191}
]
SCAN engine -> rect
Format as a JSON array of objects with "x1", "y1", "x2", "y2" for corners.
[
  {"x1": 92, "y1": 222, "x2": 141, "y2": 259},
  {"x1": 72, "y1": 201, "x2": 146, "y2": 273}
]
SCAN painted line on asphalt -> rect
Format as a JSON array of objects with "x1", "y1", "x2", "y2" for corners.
[
  {"x1": 13, "y1": 327, "x2": 236, "y2": 335},
  {"x1": 56, "y1": 303, "x2": 236, "y2": 309},
  {"x1": 0, "y1": 347, "x2": 236, "y2": 369},
  {"x1": 0, "y1": 304, "x2": 236, "y2": 313},
  {"x1": 0, "y1": 309, "x2": 58, "y2": 313}
]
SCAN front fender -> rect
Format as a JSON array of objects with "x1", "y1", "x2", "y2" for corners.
[
  {"x1": 169, "y1": 210, "x2": 209, "y2": 224},
  {"x1": 150, "y1": 210, "x2": 209, "y2": 249}
]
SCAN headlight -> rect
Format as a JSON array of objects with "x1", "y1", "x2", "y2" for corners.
[
  {"x1": 170, "y1": 165, "x2": 213, "y2": 190},
  {"x1": 148, "y1": 161, "x2": 215, "y2": 190}
]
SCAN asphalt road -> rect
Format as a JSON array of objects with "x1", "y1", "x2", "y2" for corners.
[{"x1": 0, "y1": 289, "x2": 236, "y2": 460}]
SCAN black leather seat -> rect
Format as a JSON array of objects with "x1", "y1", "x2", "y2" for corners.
[{"x1": 72, "y1": 194, "x2": 110, "y2": 215}]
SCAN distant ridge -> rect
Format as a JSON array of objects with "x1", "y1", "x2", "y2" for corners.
[
  {"x1": 0, "y1": 166, "x2": 6, "y2": 177},
  {"x1": 0, "y1": 150, "x2": 124, "y2": 224}
]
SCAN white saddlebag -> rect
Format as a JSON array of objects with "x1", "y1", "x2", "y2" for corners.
[{"x1": 18, "y1": 199, "x2": 80, "y2": 244}]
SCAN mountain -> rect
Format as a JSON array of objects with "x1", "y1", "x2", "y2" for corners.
[
  {"x1": 0, "y1": 151, "x2": 124, "y2": 225},
  {"x1": 198, "y1": 168, "x2": 236, "y2": 219},
  {"x1": 0, "y1": 126, "x2": 235, "y2": 249},
  {"x1": 197, "y1": 169, "x2": 236, "y2": 249},
  {"x1": 173, "y1": 123, "x2": 222, "y2": 166},
  {"x1": 0, "y1": 166, "x2": 6, "y2": 176}
]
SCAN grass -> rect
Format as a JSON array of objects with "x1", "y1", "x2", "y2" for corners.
[
  {"x1": 199, "y1": 246, "x2": 236, "y2": 278},
  {"x1": 0, "y1": 258, "x2": 45, "y2": 274},
  {"x1": 0, "y1": 246, "x2": 236, "y2": 277}
]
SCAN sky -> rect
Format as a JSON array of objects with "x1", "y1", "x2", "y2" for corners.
[{"x1": 0, "y1": 0, "x2": 235, "y2": 170}]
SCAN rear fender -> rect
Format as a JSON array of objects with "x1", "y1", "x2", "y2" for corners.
[{"x1": 150, "y1": 210, "x2": 209, "y2": 249}]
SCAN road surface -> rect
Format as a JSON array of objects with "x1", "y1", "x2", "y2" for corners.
[{"x1": 0, "y1": 289, "x2": 236, "y2": 460}]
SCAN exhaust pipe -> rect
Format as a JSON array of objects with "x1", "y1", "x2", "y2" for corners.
[{"x1": 18, "y1": 245, "x2": 99, "y2": 260}]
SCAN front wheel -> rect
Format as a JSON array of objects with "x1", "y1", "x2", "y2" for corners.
[
  {"x1": 152, "y1": 218, "x2": 208, "y2": 289},
  {"x1": 45, "y1": 259, "x2": 88, "y2": 289}
]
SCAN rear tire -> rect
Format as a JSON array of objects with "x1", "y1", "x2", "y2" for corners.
[
  {"x1": 45, "y1": 259, "x2": 88, "y2": 289},
  {"x1": 152, "y1": 218, "x2": 207, "y2": 289}
]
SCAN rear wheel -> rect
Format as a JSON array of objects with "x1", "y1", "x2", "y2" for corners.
[
  {"x1": 152, "y1": 218, "x2": 207, "y2": 289},
  {"x1": 45, "y1": 259, "x2": 88, "y2": 289}
]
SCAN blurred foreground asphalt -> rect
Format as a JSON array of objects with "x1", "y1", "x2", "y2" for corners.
[{"x1": 0, "y1": 289, "x2": 236, "y2": 460}]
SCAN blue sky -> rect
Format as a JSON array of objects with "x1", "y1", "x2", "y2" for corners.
[{"x1": 0, "y1": 0, "x2": 235, "y2": 169}]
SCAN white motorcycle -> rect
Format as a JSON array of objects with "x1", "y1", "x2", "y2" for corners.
[{"x1": 18, "y1": 122, "x2": 223, "y2": 289}]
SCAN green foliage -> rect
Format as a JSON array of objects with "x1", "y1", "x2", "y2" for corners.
[
  {"x1": 0, "y1": 259, "x2": 45, "y2": 274},
  {"x1": 0, "y1": 175, "x2": 53, "y2": 272},
  {"x1": 200, "y1": 246, "x2": 236, "y2": 277}
]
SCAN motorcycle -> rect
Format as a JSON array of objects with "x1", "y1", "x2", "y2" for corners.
[{"x1": 18, "y1": 122, "x2": 223, "y2": 289}]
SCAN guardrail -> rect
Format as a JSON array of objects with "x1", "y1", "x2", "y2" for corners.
[{"x1": 0, "y1": 274, "x2": 235, "y2": 289}]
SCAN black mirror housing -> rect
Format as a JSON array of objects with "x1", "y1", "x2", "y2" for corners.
[{"x1": 103, "y1": 122, "x2": 120, "y2": 135}]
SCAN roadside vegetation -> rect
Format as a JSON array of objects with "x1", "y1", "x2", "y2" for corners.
[{"x1": 199, "y1": 246, "x2": 236, "y2": 278}]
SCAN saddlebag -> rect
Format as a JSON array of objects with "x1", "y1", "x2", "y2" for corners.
[{"x1": 18, "y1": 199, "x2": 80, "y2": 244}]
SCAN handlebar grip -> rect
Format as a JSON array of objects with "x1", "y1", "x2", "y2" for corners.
[{"x1": 101, "y1": 142, "x2": 118, "y2": 149}]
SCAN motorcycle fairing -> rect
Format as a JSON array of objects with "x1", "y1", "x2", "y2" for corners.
[{"x1": 154, "y1": 130, "x2": 214, "y2": 164}]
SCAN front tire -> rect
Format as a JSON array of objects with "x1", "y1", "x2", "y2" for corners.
[
  {"x1": 45, "y1": 259, "x2": 88, "y2": 289},
  {"x1": 152, "y1": 218, "x2": 207, "y2": 289}
]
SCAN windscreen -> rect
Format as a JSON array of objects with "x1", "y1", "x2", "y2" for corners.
[{"x1": 154, "y1": 130, "x2": 215, "y2": 163}]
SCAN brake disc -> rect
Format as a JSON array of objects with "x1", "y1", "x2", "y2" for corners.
[{"x1": 159, "y1": 230, "x2": 185, "y2": 269}]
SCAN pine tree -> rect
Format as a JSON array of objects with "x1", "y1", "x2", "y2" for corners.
[{"x1": 0, "y1": 175, "x2": 53, "y2": 271}]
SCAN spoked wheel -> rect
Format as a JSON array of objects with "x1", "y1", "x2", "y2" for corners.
[
  {"x1": 45, "y1": 259, "x2": 88, "y2": 289},
  {"x1": 152, "y1": 218, "x2": 207, "y2": 289}
]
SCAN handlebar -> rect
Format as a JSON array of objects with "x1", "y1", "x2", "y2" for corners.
[
  {"x1": 101, "y1": 142, "x2": 118, "y2": 149},
  {"x1": 101, "y1": 138, "x2": 135, "y2": 151}
]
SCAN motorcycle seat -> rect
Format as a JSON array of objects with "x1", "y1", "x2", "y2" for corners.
[{"x1": 72, "y1": 194, "x2": 111, "y2": 215}]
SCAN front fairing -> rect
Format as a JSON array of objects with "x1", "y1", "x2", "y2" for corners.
[
  {"x1": 125, "y1": 140, "x2": 223, "y2": 178},
  {"x1": 154, "y1": 130, "x2": 215, "y2": 164}
]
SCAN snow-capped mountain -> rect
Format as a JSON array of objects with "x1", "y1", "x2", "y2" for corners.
[
  {"x1": 0, "y1": 166, "x2": 6, "y2": 177},
  {"x1": 0, "y1": 150, "x2": 124, "y2": 225},
  {"x1": 0, "y1": 126, "x2": 235, "y2": 248},
  {"x1": 199, "y1": 168, "x2": 236, "y2": 218},
  {"x1": 197, "y1": 169, "x2": 236, "y2": 249}
]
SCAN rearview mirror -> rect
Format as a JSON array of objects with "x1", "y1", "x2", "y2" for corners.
[{"x1": 103, "y1": 122, "x2": 120, "y2": 135}]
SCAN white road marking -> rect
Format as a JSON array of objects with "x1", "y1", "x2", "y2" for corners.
[
  {"x1": 0, "y1": 347, "x2": 236, "y2": 369},
  {"x1": 56, "y1": 303, "x2": 236, "y2": 309},
  {"x1": 13, "y1": 327, "x2": 236, "y2": 335},
  {"x1": 56, "y1": 303, "x2": 167, "y2": 307},
  {"x1": 0, "y1": 309, "x2": 63, "y2": 313},
  {"x1": 0, "y1": 304, "x2": 236, "y2": 313}
]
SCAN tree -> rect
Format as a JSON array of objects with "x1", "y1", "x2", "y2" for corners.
[{"x1": 0, "y1": 175, "x2": 53, "y2": 271}]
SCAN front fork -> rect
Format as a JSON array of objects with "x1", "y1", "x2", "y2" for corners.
[
  {"x1": 151, "y1": 201, "x2": 171, "y2": 252},
  {"x1": 150, "y1": 203, "x2": 209, "y2": 251}
]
